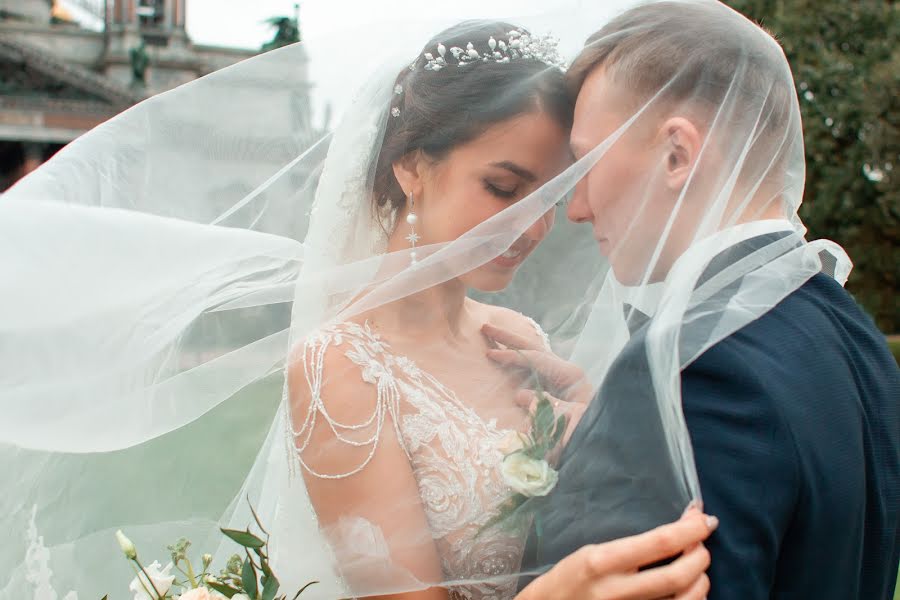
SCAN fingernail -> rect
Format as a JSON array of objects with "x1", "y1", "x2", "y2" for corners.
[
  {"x1": 706, "y1": 515, "x2": 719, "y2": 531},
  {"x1": 682, "y1": 499, "x2": 700, "y2": 516}
]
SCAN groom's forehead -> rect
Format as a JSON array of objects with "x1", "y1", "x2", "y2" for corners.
[{"x1": 570, "y1": 69, "x2": 632, "y2": 140}]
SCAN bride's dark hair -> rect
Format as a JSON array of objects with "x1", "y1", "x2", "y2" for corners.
[{"x1": 372, "y1": 20, "x2": 573, "y2": 218}]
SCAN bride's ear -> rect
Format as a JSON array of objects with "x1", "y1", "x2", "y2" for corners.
[
  {"x1": 392, "y1": 151, "x2": 425, "y2": 199},
  {"x1": 659, "y1": 117, "x2": 702, "y2": 192}
]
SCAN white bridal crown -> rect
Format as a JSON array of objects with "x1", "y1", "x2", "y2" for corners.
[
  {"x1": 420, "y1": 29, "x2": 566, "y2": 71},
  {"x1": 391, "y1": 29, "x2": 566, "y2": 117}
]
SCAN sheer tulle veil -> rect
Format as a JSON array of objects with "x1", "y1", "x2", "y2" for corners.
[{"x1": 0, "y1": 1, "x2": 850, "y2": 597}]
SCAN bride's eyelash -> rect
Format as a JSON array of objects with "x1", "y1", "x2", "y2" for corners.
[{"x1": 483, "y1": 181, "x2": 518, "y2": 199}]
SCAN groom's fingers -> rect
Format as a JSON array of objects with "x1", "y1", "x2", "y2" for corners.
[{"x1": 588, "y1": 511, "x2": 717, "y2": 574}]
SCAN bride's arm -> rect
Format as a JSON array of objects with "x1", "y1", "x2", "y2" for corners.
[{"x1": 288, "y1": 346, "x2": 450, "y2": 600}]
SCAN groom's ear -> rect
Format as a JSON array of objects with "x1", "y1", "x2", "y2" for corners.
[
  {"x1": 392, "y1": 151, "x2": 425, "y2": 198},
  {"x1": 659, "y1": 117, "x2": 702, "y2": 191}
]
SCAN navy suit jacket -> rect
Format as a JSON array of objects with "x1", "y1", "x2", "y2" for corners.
[{"x1": 520, "y1": 242, "x2": 900, "y2": 599}]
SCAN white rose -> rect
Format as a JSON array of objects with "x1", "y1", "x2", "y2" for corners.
[
  {"x1": 231, "y1": 595, "x2": 251, "y2": 600},
  {"x1": 500, "y1": 452, "x2": 559, "y2": 497},
  {"x1": 177, "y1": 588, "x2": 229, "y2": 600},
  {"x1": 496, "y1": 431, "x2": 526, "y2": 455},
  {"x1": 129, "y1": 561, "x2": 175, "y2": 600}
]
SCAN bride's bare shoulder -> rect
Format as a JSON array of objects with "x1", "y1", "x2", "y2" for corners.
[{"x1": 286, "y1": 319, "x2": 383, "y2": 413}]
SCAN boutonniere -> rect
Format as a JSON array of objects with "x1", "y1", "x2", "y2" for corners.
[{"x1": 479, "y1": 389, "x2": 569, "y2": 536}]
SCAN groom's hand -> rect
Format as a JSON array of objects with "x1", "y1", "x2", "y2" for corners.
[
  {"x1": 482, "y1": 323, "x2": 593, "y2": 404},
  {"x1": 515, "y1": 508, "x2": 717, "y2": 600}
]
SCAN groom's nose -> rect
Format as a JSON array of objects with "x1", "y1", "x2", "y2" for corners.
[{"x1": 567, "y1": 179, "x2": 592, "y2": 224}]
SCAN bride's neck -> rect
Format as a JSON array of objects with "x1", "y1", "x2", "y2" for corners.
[
  {"x1": 374, "y1": 213, "x2": 475, "y2": 340},
  {"x1": 376, "y1": 280, "x2": 473, "y2": 339}
]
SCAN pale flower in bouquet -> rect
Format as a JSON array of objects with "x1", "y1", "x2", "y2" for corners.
[
  {"x1": 128, "y1": 560, "x2": 175, "y2": 600},
  {"x1": 109, "y1": 504, "x2": 317, "y2": 600}
]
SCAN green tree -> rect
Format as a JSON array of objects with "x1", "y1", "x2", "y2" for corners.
[{"x1": 725, "y1": 0, "x2": 899, "y2": 332}]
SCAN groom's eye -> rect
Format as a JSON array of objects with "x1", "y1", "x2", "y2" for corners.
[{"x1": 483, "y1": 180, "x2": 519, "y2": 199}]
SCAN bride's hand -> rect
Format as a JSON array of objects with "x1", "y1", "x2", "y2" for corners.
[
  {"x1": 514, "y1": 389, "x2": 585, "y2": 454},
  {"x1": 482, "y1": 323, "x2": 593, "y2": 405},
  {"x1": 515, "y1": 508, "x2": 717, "y2": 600}
]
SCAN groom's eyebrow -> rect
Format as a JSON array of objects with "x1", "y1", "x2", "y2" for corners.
[{"x1": 490, "y1": 161, "x2": 537, "y2": 182}]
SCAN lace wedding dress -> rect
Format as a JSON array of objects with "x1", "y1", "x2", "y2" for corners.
[{"x1": 294, "y1": 317, "x2": 551, "y2": 600}]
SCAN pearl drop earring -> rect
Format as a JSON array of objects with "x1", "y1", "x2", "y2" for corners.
[{"x1": 405, "y1": 191, "x2": 420, "y2": 264}]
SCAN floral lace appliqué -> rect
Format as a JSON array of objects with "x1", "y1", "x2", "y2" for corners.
[{"x1": 292, "y1": 320, "x2": 543, "y2": 599}]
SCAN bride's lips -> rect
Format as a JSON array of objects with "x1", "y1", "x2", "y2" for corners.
[{"x1": 490, "y1": 243, "x2": 532, "y2": 269}]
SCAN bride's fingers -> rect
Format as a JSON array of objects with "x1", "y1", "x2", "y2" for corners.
[
  {"x1": 610, "y1": 543, "x2": 711, "y2": 600},
  {"x1": 672, "y1": 569, "x2": 711, "y2": 600},
  {"x1": 515, "y1": 389, "x2": 571, "y2": 415},
  {"x1": 487, "y1": 347, "x2": 579, "y2": 388},
  {"x1": 516, "y1": 389, "x2": 585, "y2": 422},
  {"x1": 481, "y1": 322, "x2": 542, "y2": 351},
  {"x1": 588, "y1": 511, "x2": 717, "y2": 574}
]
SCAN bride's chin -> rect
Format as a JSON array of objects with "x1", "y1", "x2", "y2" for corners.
[{"x1": 463, "y1": 267, "x2": 517, "y2": 293}]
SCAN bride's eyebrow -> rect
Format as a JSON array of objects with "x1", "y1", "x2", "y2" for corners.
[{"x1": 489, "y1": 161, "x2": 536, "y2": 182}]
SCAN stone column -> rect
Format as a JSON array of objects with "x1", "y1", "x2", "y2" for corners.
[
  {"x1": 163, "y1": 0, "x2": 174, "y2": 29},
  {"x1": 21, "y1": 142, "x2": 45, "y2": 177}
]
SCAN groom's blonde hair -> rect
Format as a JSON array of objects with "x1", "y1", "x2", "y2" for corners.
[{"x1": 567, "y1": 1, "x2": 797, "y2": 183}]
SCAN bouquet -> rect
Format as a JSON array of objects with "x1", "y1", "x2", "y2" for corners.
[{"x1": 109, "y1": 504, "x2": 315, "y2": 600}]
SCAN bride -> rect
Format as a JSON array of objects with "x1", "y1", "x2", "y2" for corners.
[
  {"x1": 0, "y1": 6, "x2": 713, "y2": 600},
  {"x1": 291, "y1": 19, "x2": 577, "y2": 599}
]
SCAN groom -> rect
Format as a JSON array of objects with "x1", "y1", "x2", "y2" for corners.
[{"x1": 513, "y1": 3, "x2": 900, "y2": 599}]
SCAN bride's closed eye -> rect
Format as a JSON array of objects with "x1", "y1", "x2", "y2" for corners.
[{"x1": 483, "y1": 180, "x2": 519, "y2": 199}]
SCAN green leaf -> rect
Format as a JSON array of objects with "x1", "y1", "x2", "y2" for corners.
[
  {"x1": 524, "y1": 444, "x2": 544, "y2": 460},
  {"x1": 247, "y1": 496, "x2": 270, "y2": 536},
  {"x1": 549, "y1": 414, "x2": 569, "y2": 450},
  {"x1": 533, "y1": 395, "x2": 554, "y2": 442},
  {"x1": 206, "y1": 580, "x2": 241, "y2": 598},
  {"x1": 292, "y1": 581, "x2": 319, "y2": 599},
  {"x1": 220, "y1": 528, "x2": 266, "y2": 549},
  {"x1": 242, "y1": 557, "x2": 259, "y2": 598},
  {"x1": 262, "y1": 572, "x2": 281, "y2": 600},
  {"x1": 261, "y1": 557, "x2": 274, "y2": 578}
]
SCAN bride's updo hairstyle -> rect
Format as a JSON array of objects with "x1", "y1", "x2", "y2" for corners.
[{"x1": 372, "y1": 20, "x2": 572, "y2": 220}]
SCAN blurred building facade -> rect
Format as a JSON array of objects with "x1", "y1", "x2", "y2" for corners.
[{"x1": 0, "y1": 0, "x2": 265, "y2": 190}]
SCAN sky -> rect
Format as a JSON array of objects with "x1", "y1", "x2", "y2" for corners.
[
  {"x1": 185, "y1": 0, "x2": 300, "y2": 50},
  {"x1": 60, "y1": 0, "x2": 632, "y2": 125},
  {"x1": 182, "y1": 0, "x2": 630, "y2": 120}
]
